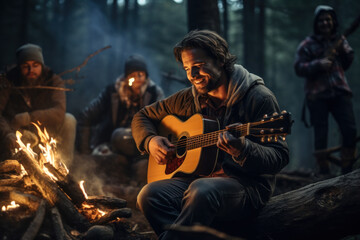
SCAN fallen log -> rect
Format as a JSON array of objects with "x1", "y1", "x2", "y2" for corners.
[
  {"x1": 14, "y1": 151, "x2": 90, "y2": 231},
  {"x1": 251, "y1": 168, "x2": 360, "y2": 240}
]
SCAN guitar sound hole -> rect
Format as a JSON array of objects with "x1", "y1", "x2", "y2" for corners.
[{"x1": 176, "y1": 135, "x2": 187, "y2": 158}]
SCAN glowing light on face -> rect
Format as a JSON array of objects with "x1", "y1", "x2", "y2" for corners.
[{"x1": 128, "y1": 77, "x2": 135, "y2": 86}]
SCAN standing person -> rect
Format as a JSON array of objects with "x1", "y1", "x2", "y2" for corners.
[
  {"x1": 294, "y1": 5, "x2": 357, "y2": 175},
  {"x1": 77, "y1": 54, "x2": 164, "y2": 157},
  {"x1": 131, "y1": 30, "x2": 289, "y2": 239},
  {"x1": 0, "y1": 43, "x2": 76, "y2": 166}
]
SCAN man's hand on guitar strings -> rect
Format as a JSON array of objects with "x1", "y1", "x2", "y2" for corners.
[
  {"x1": 217, "y1": 132, "x2": 245, "y2": 158},
  {"x1": 149, "y1": 136, "x2": 175, "y2": 165}
]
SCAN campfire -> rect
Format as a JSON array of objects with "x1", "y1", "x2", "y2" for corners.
[{"x1": 0, "y1": 123, "x2": 135, "y2": 239}]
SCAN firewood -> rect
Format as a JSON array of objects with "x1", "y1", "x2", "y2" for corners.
[
  {"x1": 0, "y1": 175, "x2": 23, "y2": 186},
  {"x1": 21, "y1": 199, "x2": 47, "y2": 240},
  {"x1": 0, "y1": 186, "x2": 23, "y2": 192},
  {"x1": 85, "y1": 196, "x2": 127, "y2": 209},
  {"x1": 0, "y1": 159, "x2": 21, "y2": 174},
  {"x1": 57, "y1": 173, "x2": 86, "y2": 207},
  {"x1": 92, "y1": 208, "x2": 132, "y2": 225},
  {"x1": 50, "y1": 207, "x2": 66, "y2": 240},
  {"x1": 9, "y1": 191, "x2": 40, "y2": 211},
  {"x1": 44, "y1": 163, "x2": 86, "y2": 206},
  {"x1": 14, "y1": 151, "x2": 90, "y2": 231}
]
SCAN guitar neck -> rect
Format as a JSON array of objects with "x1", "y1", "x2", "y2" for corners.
[{"x1": 182, "y1": 123, "x2": 250, "y2": 150}]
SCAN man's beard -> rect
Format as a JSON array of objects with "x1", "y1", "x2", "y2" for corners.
[{"x1": 194, "y1": 74, "x2": 221, "y2": 95}]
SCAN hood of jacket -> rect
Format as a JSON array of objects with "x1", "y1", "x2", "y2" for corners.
[
  {"x1": 192, "y1": 64, "x2": 264, "y2": 120},
  {"x1": 313, "y1": 5, "x2": 338, "y2": 35}
]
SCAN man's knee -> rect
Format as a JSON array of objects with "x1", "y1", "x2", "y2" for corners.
[{"x1": 186, "y1": 179, "x2": 220, "y2": 206}]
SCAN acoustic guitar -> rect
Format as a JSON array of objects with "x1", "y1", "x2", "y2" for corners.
[{"x1": 147, "y1": 111, "x2": 293, "y2": 183}]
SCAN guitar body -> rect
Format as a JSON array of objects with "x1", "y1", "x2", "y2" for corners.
[{"x1": 147, "y1": 114, "x2": 220, "y2": 183}]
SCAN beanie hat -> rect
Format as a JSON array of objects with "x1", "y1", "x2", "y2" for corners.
[
  {"x1": 16, "y1": 43, "x2": 44, "y2": 65},
  {"x1": 124, "y1": 54, "x2": 148, "y2": 77},
  {"x1": 313, "y1": 5, "x2": 338, "y2": 35}
]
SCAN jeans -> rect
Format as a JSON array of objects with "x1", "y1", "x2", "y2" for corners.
[
  {"x1": 137, "y1": 177, "x2": 256, "y2": 240},
  {"x1": 307, "y1": 94, "x2": 357, "y2": 150}
]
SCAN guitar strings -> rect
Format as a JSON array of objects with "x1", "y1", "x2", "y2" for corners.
[{"x1": 172, "y1": 119, "x2": 286, "y2": 150}]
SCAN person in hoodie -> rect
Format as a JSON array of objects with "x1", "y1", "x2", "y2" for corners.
[
  {"x1": 294, "y1": 5, "x2": 357, "y2": 175},
  {"x1": 0, "y1": 43, "x2": 76, "y2": 166},
  {"x1": 131, "y1": 29, "x2": 289, "y2": 239},
  {"x1": 77, "y1": 54, "x2": 164, "y2": 158}
]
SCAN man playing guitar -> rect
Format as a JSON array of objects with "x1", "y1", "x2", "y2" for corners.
[{"x1": 131, "y1": 30, "x2": 290, "y2": 239}]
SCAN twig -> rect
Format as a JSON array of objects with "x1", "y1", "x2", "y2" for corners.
[
  {"x1": 13, "y1": 86, "x2": 73, "y2": 91},
  {"x1": 58, "y1": 45, "x2": 111, "y2": 77}
]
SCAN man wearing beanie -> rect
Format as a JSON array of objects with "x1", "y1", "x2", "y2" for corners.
[
  {"x1": 76, "y1": 54, "x2": 164, "y2": 183},
  {"x1": 294, "y1": 5, "x2": 357, "y2": 175},
  {"x1": 0, "y1": 43, "x2": 76, "y2": 167}
]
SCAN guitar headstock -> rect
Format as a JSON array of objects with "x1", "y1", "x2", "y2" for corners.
[{"x1": 249, "y1": 110, "x2": 293, "y2": 142}]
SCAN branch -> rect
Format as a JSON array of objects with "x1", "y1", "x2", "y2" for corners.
[
  {"x1": 13, "y1": 86, "x2": 73, "y2": 91},
  {"x1": 58, "y1": 45, "x2": 111, "y2": 77}
]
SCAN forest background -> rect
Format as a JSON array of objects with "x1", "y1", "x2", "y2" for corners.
[{"x1": 1, "y1": 0, "x2": 359, "y2": 172}]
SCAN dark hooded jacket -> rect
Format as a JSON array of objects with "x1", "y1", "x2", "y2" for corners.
[
  {"x1": 131, "y1": 64, "x2": 289, "y2": 209},
  {"x1": 77, "y1": 76, "x2": 164, "y2": 153},
  {"x1": 294, "y1": 5, "x2": 354, "y2": 99},
  {"x1": 0, "y1": 65, "x2": 66, "y2": 139}
]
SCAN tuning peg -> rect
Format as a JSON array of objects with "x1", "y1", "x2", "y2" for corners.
[
  {"x1": 272, "y1": 112, "x2": 278, "y2": 116},
  {"x1": 263, "y1": 114, "x2": 268, "y2": 118},
  {"x1": 270, "y1": 129, "x2": 274, "y2": 133},
  {"x1": 261, "y1": 137, "x2": 265, "y2": 143},
  {"x1": 260, "y1": 130, "x2": 265, "y2": 134},
  {"x1": 267, "y1": 136, "x2": 272, "y2": 142},
  {"x1": 280, "y1": 136, "x2": 286, "y2": 141},
  {"x1": 280, "y1": 127, "x2": 284, "y2": 132},
  {"x1": 274, "y1": 136, "x2": 278, "y2": 142},
  {"x1": 281, "y1": 110, "x2": 287, "y2": 114}
]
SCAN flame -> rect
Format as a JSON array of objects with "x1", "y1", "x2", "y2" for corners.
[
  {"x1": 15, "y1": 122, "x2": 69, "y2": 181},
  {"x1": 79, "y1": 180, "x2": 88, "y2": 199},
  {"x1": 79, "y1": 181, "x2": 107, "y2": 219},
  {"x1": 128, "y1": 77, "x2": 135, "y2": 86},
  {"x1": 1, "y1": 201, "x2": 20, "y2": 211}
]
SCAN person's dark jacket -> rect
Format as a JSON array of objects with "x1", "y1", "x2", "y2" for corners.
[
  {"x1": 131, "y1": 64, "x2": 289, "y2": 209},
  {"x1": 294, "y1": 6, "x2": 354, "y2": 99},
  {"x1": 77, "y1": 78, "x2": 164, "y2": 154},
  {"x1": 0, "y1": 65, "x2": 66, "y2": 139}
]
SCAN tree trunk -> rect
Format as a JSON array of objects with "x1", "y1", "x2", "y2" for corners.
[{"x1": 187, "y1": 0, "x2": 221, "y2": 33}]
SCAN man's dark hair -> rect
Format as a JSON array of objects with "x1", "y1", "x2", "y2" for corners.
[{"x1": 173, "y1": 29, "x2": 237, "y2": 76}]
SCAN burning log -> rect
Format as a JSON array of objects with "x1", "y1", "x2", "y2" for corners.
[
  {"x1": 92, "y1": 208, "x2": 132, "y2": 225},
  {"x1": 0, "y1": 159, "x2": 22, "y2": 174},
  {"x1": 21, "y1": 199, "x2": 47, "y2": 240},
  {"x1": 44, "y1": 163, "x2": 86, "y2": 206},
  {"x1": 14, "y1": 150, "x2": 90, "y2": 231},
  {"x1": 0, "y1": 175, "x2": 24, "y2": 186},
  {"x1": 85, "y1": 195, "x2": 127, "y2": 209},
  {"x1": 9, "y1": 191, "x2": 40, "y2": 211}
]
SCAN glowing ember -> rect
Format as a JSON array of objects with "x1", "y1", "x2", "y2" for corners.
[
  {"x1": 79, "y1": 180, "x2": 88, "y2": 199},
  {"x1": 1, "y1": 201, "x2": 20, "y2": 211},
  {"x1": 128, "y1": 77, "x2": 135, "y2": 86}
]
